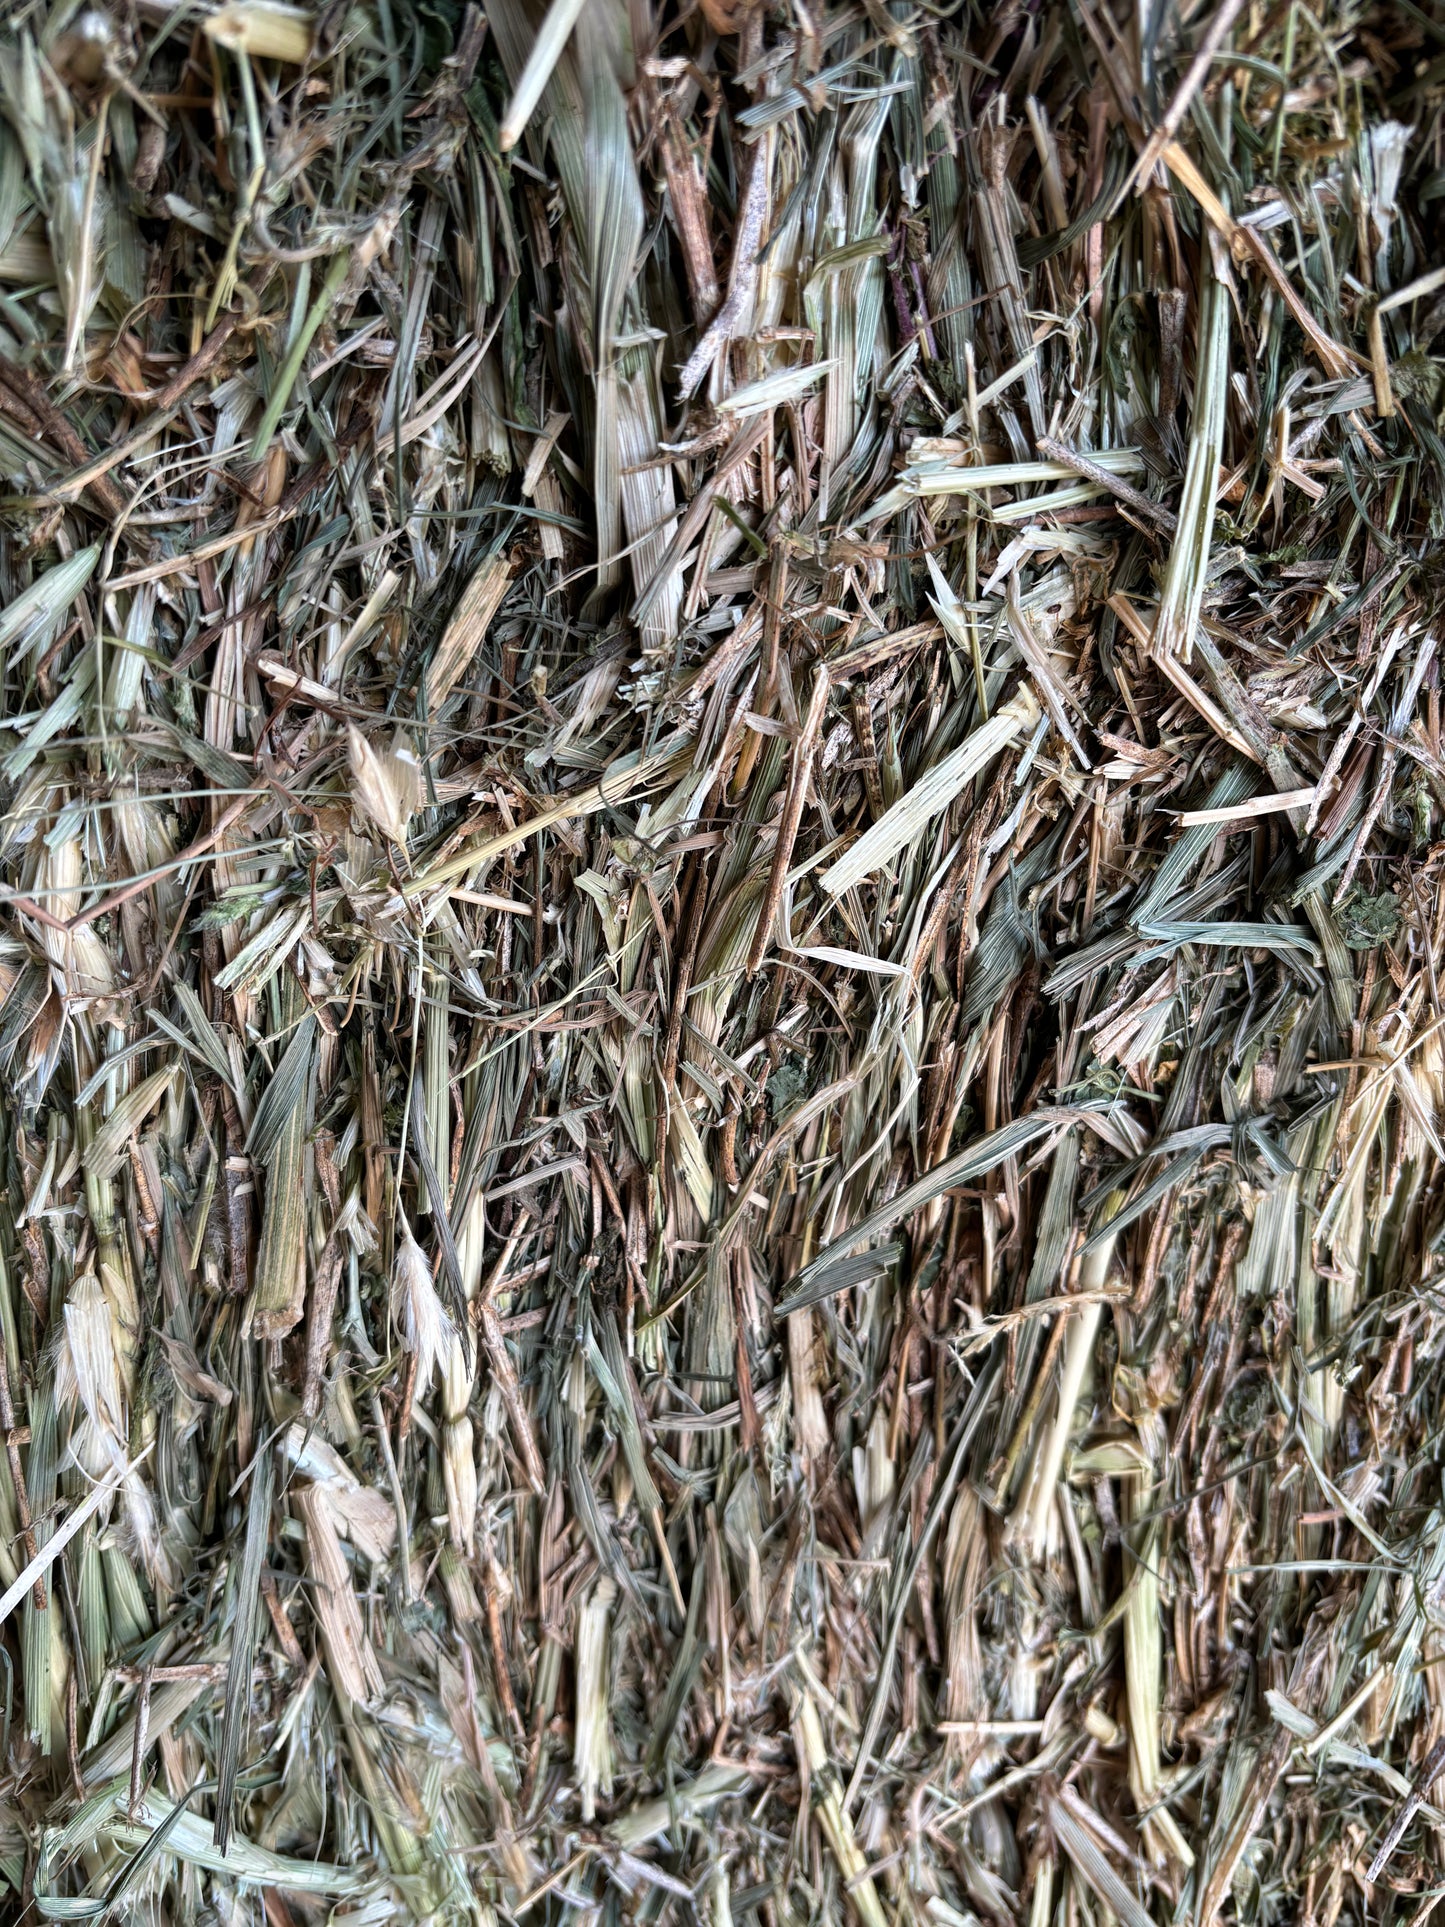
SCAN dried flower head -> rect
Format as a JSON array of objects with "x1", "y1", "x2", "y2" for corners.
[
  {"x1": 346, "y1": 725, "x2": 424, "y2": 850},
  {"x1": 390, "y1": 1220, "x2": 454, "y2": 1390}
]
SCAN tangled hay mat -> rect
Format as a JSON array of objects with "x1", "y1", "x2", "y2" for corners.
[{"x1": 0, "y1": 0, "x2": 1444, "y2": 1923}]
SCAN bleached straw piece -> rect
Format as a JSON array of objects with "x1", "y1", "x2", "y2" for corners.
[
  {"x1": 0, "y1": 1447, "x2": 150, "y2": 1629},
  {"x1": 821, "y1": 685, "x2": 1041, "y2": 897},
  {"x1": 498, "y1": 0, "x2": 591, "y2": 151}
]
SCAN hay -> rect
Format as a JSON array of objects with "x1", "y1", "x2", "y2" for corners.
[{"x1": 0, "y1": 0, "x2": 1443, "y2": 1921}]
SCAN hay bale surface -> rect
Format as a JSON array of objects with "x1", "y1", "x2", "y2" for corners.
[{"x1": 0, "y1": 1, "x2": 1442, "y2": 1921}]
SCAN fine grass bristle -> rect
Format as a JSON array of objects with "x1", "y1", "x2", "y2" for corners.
[{"x1": 0, "y1": 0, "x2": 1442, "y2": 1920}]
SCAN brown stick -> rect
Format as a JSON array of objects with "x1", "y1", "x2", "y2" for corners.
[
  {"x1": 746, "y1": 664, "x2": 830, "y2": 978},
  {"x1": 1035, "y1": 435, "x2": 1178, "y2": 533},
  {"x1": 0, "y1": 356, "x2": 127, "y2": 520},
  {"x1": 475, "y1": 1214, "x2": 546, "y2": 1494},
  {"x1": 302, "y1": 1235, "x2": 346, "y2": 1420},
  {"x1": 42, "y1": 314, "x2": 243, "y2": 508},
  {"x1": 658, "y1": 106, "x2": 720, "y2": 325},
  {"x1": 1126, "y1": 0, "x2": 1250, "y2": 195},
  {"x1": 484, "y1": 1552, "x2": 527, "y2": 1741},
  {"x1": 661, "y1": 852, "x2": 712, "y2": 1090},
  {"x1": 63, "y1": 787, "x2": 261, "y2": 932}
]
